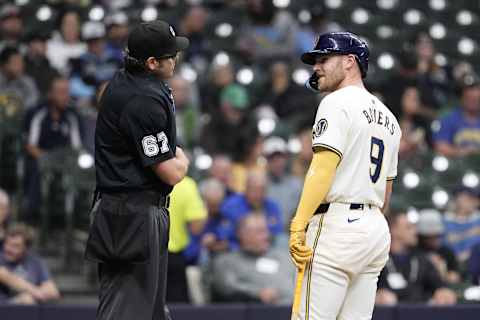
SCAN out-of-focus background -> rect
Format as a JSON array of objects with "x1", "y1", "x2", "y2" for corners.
[{"x1": 0, "y1": 0, "x2": 479, "y2": 319}]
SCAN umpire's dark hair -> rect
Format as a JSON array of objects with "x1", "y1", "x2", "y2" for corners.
[
  {"x1": 0, "y1": 46, "x2": 20, "y2": 65},
  {"x1": 124, "y1": 49, "x2": 148, "y2": 74}
]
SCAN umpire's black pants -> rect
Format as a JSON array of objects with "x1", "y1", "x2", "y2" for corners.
[{"x1": 85, "y1": 191, "x2": 171, "y2": 320}]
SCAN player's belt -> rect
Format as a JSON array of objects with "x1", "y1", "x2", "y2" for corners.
[{"x1": 314, "y1": 203, "x2": 372, "y2": 214}]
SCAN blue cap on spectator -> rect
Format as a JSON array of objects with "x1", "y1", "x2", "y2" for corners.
[{"x1": 454, "y1": 186, "x2": 480, "y2": 197}]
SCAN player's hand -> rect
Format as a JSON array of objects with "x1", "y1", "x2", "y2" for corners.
[{"x1": 289, "y1": 218, "x2": 312, "y2": 270}]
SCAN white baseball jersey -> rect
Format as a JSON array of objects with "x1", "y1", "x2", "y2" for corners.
[{"x1": 311, "y1": 85, "x2": 401, "y2": 208}]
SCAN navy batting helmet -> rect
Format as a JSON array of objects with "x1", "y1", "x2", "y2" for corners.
[{"x1": 301, "y1": 32, "x2": 369, "y2": 78}]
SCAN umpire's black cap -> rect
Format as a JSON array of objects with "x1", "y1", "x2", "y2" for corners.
[{"x1": 127, "y1": 20, "x2": 189, "y2": 61}]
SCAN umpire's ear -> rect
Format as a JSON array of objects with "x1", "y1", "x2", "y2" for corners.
[{"x1": 305, "y1": 72, "x2": 320, "y2": 92}]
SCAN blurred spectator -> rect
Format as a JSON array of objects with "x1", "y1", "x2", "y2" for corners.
[
  {"x1": 263, "y1": 136, "x2": 302, "y2": 228},
  {"x1": 23, "y1": 76, "x2": 82, "y2": 222},
  {"x1": 260, "y1": 60, "x2": 317, "y2": 127},
  {"x1": 178, "y1": 5, "x2": 210, "y2": 67},
  {"x1": 443, "y1": 187, "x2": 480, "y2": 263},
  {"x1": 398, "y1": 86, "x2": 430, "y2": 159},
  {"x1": 0, "y1": 4, "x2": 23, "y2": 47},
  {"x1": 295, "y1": 3, "x2": 341, "y2": 55},
  {"x1": 433, "y1": 79, "x2": 480, "y2": 158},
  {"x1": 417, "y1": 209, "x2": 461, "y2": 285},
  {"x1": 210, "y1": 214, "x2": 294, "y2": 304},
  {"x1": 291, "y1": 121, "x2": 313, "y2": 179},
  {"x1": 201, "y1": 83, "x2": 257, "y2": 158},
  {"x1": 220, "y1": 172, "x2": 283, "y2": 249},
  {"x1": 208, "y1": 154, "x2": 235, "y2": 196},
  {"x1": 468, "y1": 243, "x2": 480, "y2": 285},
  {"x1": 47, "y1": 10, "x2": 86, "y2": 74},
  {"x1": 376, "y1": 211, "x2": 457, "y2": 305},
  {"x1": 170, "y1": 75, "x2": 201, "y2": 150},
  {"x1": 104, "y1": 11, "x2": 129, "y2": 63},
  {"x1": 381, "y1": 45, "x2": 444, "y2": 119},
  {"x1": 24, "y1": 30, "x2": 59, "y2": 96},
  {"x1": 230, "y1": 134, "x2": 265, "y2": 193},
  {"x1": 167, "y1": 176, "x2": 207, "y2": 303},
  {"x1": 0, "y1": 223, "x2": 60, "y2": 304},
  {"x1": 237, "y1": 0, "x2": 298, "y2": 64},
  {"x1": 0, "y1": 188, "x2": 11, "y2": 246},
  {"x1": 200, "y1": 62, "x2": 235, "y2": 114},
  {"x1": 413, "y1": 32, "x2": 453, "y2": 109},
  {"x1": 69, "y1": 21, "x2": 120, "y2": 103},
  {"x1": 184, "y1": 178, "x2": 231, "y2": 264},
  {"x1": 0, "y1": 46, "x2": 39, "y2": 110}
]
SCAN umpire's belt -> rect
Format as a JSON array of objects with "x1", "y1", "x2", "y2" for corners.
[
  {"x1": 95, "y1": 189, "x2": 170, "y2": 208},
  {"x1": 314, "y1": 203, "x2": 373, "y2": 214}
]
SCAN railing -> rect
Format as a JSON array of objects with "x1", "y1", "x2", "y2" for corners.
[{"x1": 1, "y1": 304, "x2": 480, "y2": 320}]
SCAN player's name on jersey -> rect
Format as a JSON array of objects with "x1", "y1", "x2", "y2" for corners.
[{"x1": 362, "y1": 107, "x2": 396, "y2": 136}]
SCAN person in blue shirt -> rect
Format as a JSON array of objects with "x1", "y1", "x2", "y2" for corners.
[
  {"x1": 433, "y1": 79, "x2": 480, "y2": 157},
  {"x1": 220, "y1": 172, "x2": 283, "y2": 250},
  {"x1": 443, "y1": 186, "x2": 480, "y2": 263},
  {"x1": 69, "y1": 21, "x2": 121, "y2": 102},
  {"x1": 0, "y1": 223, "x2": 60, "y2": 304},
  {"x1": 184, "y1": 178, "x2": 231, "y2": 265}
]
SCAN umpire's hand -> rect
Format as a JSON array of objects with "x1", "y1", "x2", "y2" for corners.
[{"x1": 289, "y1": 218, "x2": 313, "y2": 270}]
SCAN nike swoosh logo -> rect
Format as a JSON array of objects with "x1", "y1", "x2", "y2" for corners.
[{"x1": 347, "y1": 218, "x2": 360, "y2": 223}]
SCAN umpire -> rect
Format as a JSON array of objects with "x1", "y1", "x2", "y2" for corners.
[{"x1": 84, "y1": 20, "x2": 190, "y2": 320}]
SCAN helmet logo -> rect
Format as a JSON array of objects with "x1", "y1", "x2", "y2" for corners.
[{"x1": 169, "y1": 26, "x2": 176, "y2": 36}]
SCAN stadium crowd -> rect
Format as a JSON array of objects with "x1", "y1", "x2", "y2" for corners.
[{"x1": 0, "y1": 0, "x2": 479, "y2": 307}]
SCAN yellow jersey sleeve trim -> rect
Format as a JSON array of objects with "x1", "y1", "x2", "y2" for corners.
[{"x1": 312, "y1": 143, "x2": 343, "y2": 160}]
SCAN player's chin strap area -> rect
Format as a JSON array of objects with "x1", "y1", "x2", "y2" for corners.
[{"x1": 305, "y1": 72, "x2": 320, "y2": 93}]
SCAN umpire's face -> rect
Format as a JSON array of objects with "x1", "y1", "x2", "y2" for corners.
[{"x1": 145, "y1": 54, "x2": 178, "y2": 79}]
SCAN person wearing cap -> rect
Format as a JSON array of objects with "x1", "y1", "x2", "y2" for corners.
[
  {"x1": 443, "y1": 186, "x2": 480, "y2": 263},
  {"x1": 104, "y1": 11, "x2": 129, "y2": 63},
  {"x1": 417, "y1": 209, "x2": 461, "y2": 285},
  {"x1": 69, "y1": 21, "x2": 121, "y2": 102},
  {"x1": 200, "y1": 83, "x2": 257, "y2": 158},
  {"x1": 84, "y1": 20, "x2": 190, "y2": 320},
  {"x1": 24, "y1": 30, "x2": 59, "y2": 95},
  {"x1": 264, "y1": 136, "x2": 302, "y2": 230},
  {"x1": 0, "y1": 4, "x2": 23, "y2": 46}
]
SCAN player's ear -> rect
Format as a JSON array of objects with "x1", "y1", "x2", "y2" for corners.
[{"x1": 344, "y1": 54, "x2": 357, "y2": 72}]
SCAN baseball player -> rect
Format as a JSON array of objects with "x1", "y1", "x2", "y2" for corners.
[{"x1": 289, "y1": 32, "x2": 401, "y2": 320}]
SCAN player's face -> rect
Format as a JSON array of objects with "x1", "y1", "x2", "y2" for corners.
[{"x1": 313, "y1": 54, "x2": 346, "y2": 92}]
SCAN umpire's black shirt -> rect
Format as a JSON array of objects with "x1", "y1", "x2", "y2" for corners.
[{"x1": 95, "y1": 69, "x2": 176, "y2": 195}]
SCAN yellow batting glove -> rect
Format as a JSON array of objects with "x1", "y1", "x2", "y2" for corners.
[{"x1": 289, "y1": 218, "x2": 313, "y2": 270}]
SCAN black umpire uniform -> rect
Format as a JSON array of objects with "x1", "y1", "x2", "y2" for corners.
[{"x1": 85, "y1": 21, "x2": 189, "y2": 320}]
